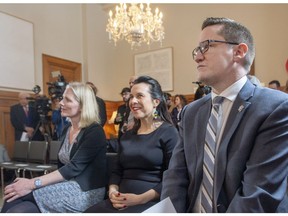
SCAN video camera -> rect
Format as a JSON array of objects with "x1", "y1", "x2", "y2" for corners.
[
  {"x1": 27, "y1": 85, "x2": 52, "y2": 116},
  {"x1": 47, "y1": 75, "x2": 67, "y2": 100},
  {"x1": 192, "y1": 81, "x2": 212, "y2": 95}
]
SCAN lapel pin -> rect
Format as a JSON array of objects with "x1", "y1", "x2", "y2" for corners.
[{"x1": 238, "y1": 105, "x2": 244, "y2": 112}]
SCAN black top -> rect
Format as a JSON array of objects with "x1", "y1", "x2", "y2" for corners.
[
  {"x1": 58, "y1": 122, "x2": 108, "y2": 191},
  {"x1": 109, "y1": 122, "x2": 178, "y2": 195}
]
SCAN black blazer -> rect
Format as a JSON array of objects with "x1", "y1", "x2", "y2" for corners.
[
  {"x1": 58, "y1": 122, "x2": 108, "y2": 191},
  {"x1": 10, "y1": 103, "x2": 27, "y2": 140}
]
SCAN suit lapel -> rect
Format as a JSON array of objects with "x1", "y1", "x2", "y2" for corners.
[{"x1": 214, "y1": 81, "x2": 255, "y2": 204}]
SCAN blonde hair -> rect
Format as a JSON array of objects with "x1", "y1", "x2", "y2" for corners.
[{"x1": 67, "y1": 82, "x2": 100, "y2": 128}]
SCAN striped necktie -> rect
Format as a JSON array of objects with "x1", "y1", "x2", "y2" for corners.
[{"x1": 201, "y1": 96, "x2": 224, "y2": 213}]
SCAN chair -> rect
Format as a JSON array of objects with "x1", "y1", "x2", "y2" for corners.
[
  {"x1": 23, "y1": 140, "x2": 61, "y2": 177},
  {"x1": 0, "y1": 141, "x2": 30, "y2": 197},
  {"x1": 22, "y1": 141, "x2": 48, "y2": 178}
]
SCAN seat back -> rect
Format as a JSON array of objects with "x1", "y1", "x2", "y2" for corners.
[
  {"x1": 28, "y1": 141, "x2": 48, "y2": 164},
  {"x1": 12, "y1": 141, "x2": 30, "y2": 162},
  {"x1": 49, "y1": 141, "x2": 61, "y2": 164}
]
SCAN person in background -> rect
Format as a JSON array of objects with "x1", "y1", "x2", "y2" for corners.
[
  {"x1": 86, "y1": 81, "x2": 107, "y2": 127},
  {"x1": 51, "y1": 98, "x2": 69, "y2": 140},
  {"x1": 268, "y1": 80, "x2": 281, "y2": 90},
  {"x1": 170, "y1": 94, "x2": 188, "y2": 130},
  {"x1": 194, "y1": 82, "x2": 212, "y2": 101},
  {"x1": 128, "y1": 75, "x2": 138, "y2": 88},
  {"x1": 10, "y1": 92, "x2": 34, "y2": 141},
  {"x1": 161, "y1": 17, "x2": 288, "y2": 213},
  {"x1": 85, "y1": 76, "x2": 179, "y2": 213},
  {"x1": 121, "y1": 75, "x2": 139, "y2": 133},
  {"x1": 163, "y1": 92, "x2": 173, "y2": 111},
  {"x1": 114, "y1": 87, "x2": 131, "y2": 140},
  {"x1": 26, "y1": 94, "x2": 47, "y2": 141},
  {"x1": 1, "y1": 82, "x2": 108, "y2": 213}
]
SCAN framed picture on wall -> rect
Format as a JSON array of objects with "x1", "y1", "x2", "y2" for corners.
[{"x1": 134, "y1": 47, "x2": 173, "y2": 91}]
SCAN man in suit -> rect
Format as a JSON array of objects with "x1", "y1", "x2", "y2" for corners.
[
  {"x1": 161, "y1": 17, "x2": 288, "y2": 213},
  {"x1": 10, "y1": 92, "x2": 34, "y2": 140},
  {"x1": 86, "y1": 82, "x2": 107, "y2": 127},
  {"x1": 114, "y1": 87, "x2": 130, "y2": 140}
]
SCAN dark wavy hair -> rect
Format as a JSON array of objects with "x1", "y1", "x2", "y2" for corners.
[{"x1": 131, "y1": 76, "x2": 173, "y2": 132}]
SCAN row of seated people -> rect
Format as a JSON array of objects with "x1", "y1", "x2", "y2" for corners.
[
  {"x1": 1, "y1": 77, "x2": 179, "y2": 213},
  {"x1": 2, "y1": 69, "x2": 288, "y2": 213}
]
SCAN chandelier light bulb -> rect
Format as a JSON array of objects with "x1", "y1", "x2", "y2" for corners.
[{"x1": 106, "y1": 3, "x2": 165, "y2": 49}]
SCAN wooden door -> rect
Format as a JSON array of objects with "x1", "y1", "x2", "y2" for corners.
[{"x1": 42, "y1": 54, "x2": 82, "y2": 96}]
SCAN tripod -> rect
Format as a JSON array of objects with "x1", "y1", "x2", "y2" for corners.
[{"x1": 31, "y1": 114, "x2": 52, "y2": 142}]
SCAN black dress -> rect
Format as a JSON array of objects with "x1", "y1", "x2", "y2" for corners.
[{"x1": 85, "y1": 122, "x2": 179, "y2": 213}]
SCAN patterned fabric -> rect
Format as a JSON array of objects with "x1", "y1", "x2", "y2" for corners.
[
  {"x1": 201, "y1": 96, "x2": 224, "y2": 213},
  {"x1": 33, "y1": 126, "x2": 105, "y2": 213},
  {"x1": 58, "y1": 127, "x2": 74, "y2": 164},
  {"x1": 33, "y1": 180, "x2": 105, "y2": 213}
]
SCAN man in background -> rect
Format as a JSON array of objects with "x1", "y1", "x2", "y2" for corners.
[
  {"x1": 114, "y1": 87, "x2": 130, "y2": 140},
  {"x1": 10, "y1": 92, "x2": 34, "y2": 141},
  {"x1": 86, "y1": 81, "x2": 107, "y2": 127},
  {"x1": 268, "y1": 80, "x2": 281, "y2": 90}
]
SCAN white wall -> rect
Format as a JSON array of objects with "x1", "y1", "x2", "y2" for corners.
[
  {"x1": 0, "y1": 4, "x2": 83, "y2": 93},
  {"x1": 110, "y1": 4, "x2": 288, "y2": 99},
  {"x1": 0, "y1": 4, "x2": 287, "y2": 100}
]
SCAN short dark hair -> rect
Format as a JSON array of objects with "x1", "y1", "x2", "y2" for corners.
[
  {"x1": 269, "y1": 80, "x2": 281, "y2": 87},
  {"x1": 120, "y1": 87, "x2": 130, "y2": 95},
  {"x1": 163, "y1": 92, "x2": 172, "y2": 101},
  {"x1": 202, "y1": 17, "x2": 255, "y2": 72}
]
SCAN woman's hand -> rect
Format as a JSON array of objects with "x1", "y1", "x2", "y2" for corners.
[
  {"x1": 110, "y1": 192, "x2": 149, "y2": 210},
  {"x1": 110, "y1": 189, "x2": 159, "y2": 210},
  {"x1": 4, "y1": 178, "x2": 34, "y2": 202}
]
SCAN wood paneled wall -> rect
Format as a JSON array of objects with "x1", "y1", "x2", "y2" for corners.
[{"x1": 0, "y1": 89, "x2": 195, "y2": 158}]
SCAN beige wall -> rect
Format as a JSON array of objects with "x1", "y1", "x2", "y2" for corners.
[{"x1": 0, "y1": 4, "x2": 287, "y2": 101}]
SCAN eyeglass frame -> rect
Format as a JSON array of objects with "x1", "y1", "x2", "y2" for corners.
[{"x1": 192, "y1": 39, "x2": 239, "y2": 60}]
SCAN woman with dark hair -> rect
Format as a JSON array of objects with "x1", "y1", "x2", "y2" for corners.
[
  {"x1": 85, "y1": 75, "x2": 179, "y2": 213},
  {"x1": 171, "y1": 94, "x2": 188, "y2": 130}
]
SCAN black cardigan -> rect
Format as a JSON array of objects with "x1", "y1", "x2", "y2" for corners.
[{"x1": 58, "y1": 122, "x2": 108, "y2": 191}]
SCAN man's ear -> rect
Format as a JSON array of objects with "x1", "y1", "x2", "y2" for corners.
[{"x1": 233, "y1": 43, "x2": 248, "y2": 62}]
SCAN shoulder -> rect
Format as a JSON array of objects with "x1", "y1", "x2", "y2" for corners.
[
  {"x1": 84, "y1": 122, "x2": 105, "y2": 134},
  {"x1": 158, "y1": 122, "x2": 179, "y2": 138},
  {"x1": 96, "y1": 96, "x2": 105, "y2": 104}
]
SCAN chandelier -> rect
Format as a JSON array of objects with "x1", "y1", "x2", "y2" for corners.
[{"x1": 106, "y1": 3, "x2": 165, "y2": 48}]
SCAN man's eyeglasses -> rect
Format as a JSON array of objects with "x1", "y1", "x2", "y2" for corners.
[{"x1": 192, "y1": 39, "x2": 239, "y2": 60}]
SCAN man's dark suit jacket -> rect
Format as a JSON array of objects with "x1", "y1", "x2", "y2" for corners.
[
  {"x1": 96, "y1": 96, "x2": 107, "y2": 127},
  {"x1": 10, "y1": 104, "x2": 27, "y2": 140},
  {"x1": 161, "y1": 80, "x2": 288, "y2": 213}
]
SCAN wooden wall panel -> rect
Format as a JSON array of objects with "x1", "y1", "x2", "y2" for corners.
[{"x1": 0, "y1": 89, "x2": 198, "y2": 157}]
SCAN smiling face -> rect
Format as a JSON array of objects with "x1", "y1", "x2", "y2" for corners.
[
  {"x1": 129, "y1": 83, "x2": 159, "y2": 120},
  {"x1": 60, "y1": 87, "x2": 81, "y2": 121}
]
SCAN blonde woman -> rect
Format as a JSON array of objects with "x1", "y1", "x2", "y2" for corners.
[{"x1": 2, "y1": 82, "x2": 108, "y2": 213}]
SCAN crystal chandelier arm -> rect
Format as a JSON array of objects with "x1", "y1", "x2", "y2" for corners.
[{"x1": 106, "y1": 3, "x2": 165, "y2": 48}]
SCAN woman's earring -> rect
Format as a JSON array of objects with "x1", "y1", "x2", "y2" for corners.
[{"x1": 153, "y1": 109, "x2": 160, "y2": 121}]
